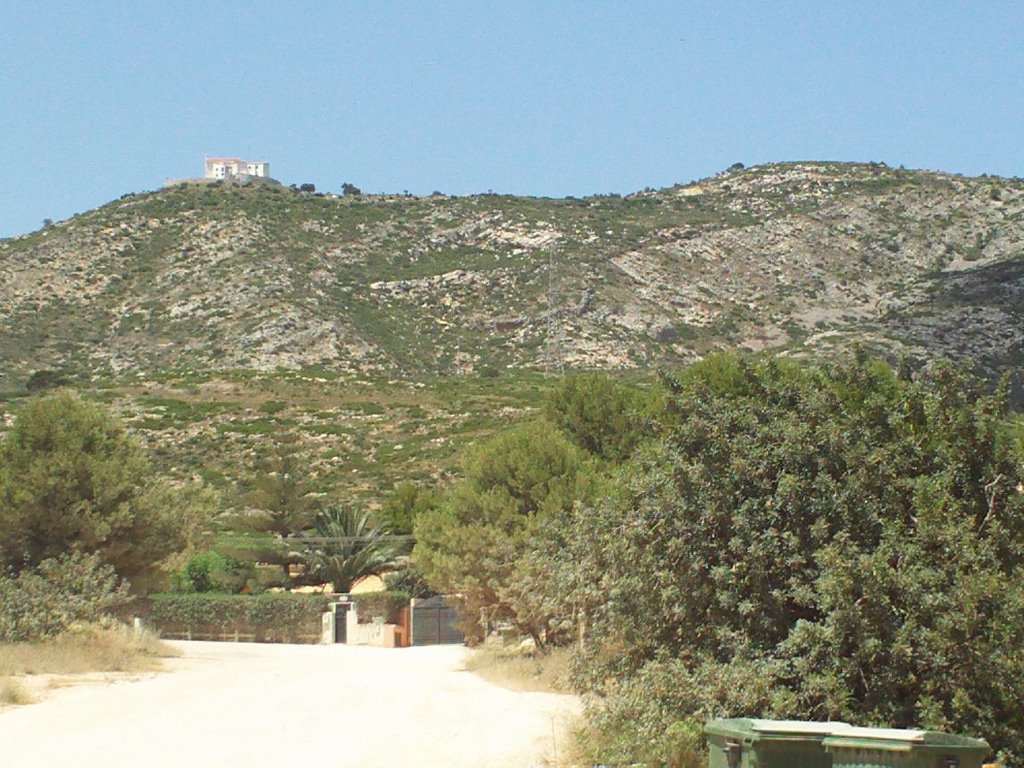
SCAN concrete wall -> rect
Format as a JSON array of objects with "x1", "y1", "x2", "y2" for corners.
[{"x1": 344, "y1": 608, "x2": 398, "y2": 647}]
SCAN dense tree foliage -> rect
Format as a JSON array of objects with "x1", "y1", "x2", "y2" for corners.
[
  {"x1": 170, "y1": 549, "x2": 258, "y2": 594},
  {"x1": 234, "y1": 436, "x2": 319, "y2": 537},
  {"x1": 378, "y1": 481, "x2": 441, "y2": 535},
  {"x1": 413, "y1": 420, "x2": 599, "y2": 644},
  {"x1": 543, "y1": 372, "x2": 652, "y2": 462},
  {"x1": 0, "y1": 392, "x2": 212, "y2": 587},
  {"x1": 413, "y1": 358, "x2": 1024, "y2": 764},
  {"x1": 218, "y1": 436, "x2": 321, "y2": 586},
  {"x1": 546, "y1": 355, "x2": 1024, "y2": 765}
]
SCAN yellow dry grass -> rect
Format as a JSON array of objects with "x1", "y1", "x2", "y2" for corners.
[
  {"x1": 0, "y1": 676, "x2": 34, "y2": 705},
  {"x1": 0, "y1": 624, "x2": 178, "y2": 678},
  {"x1": 464, "y1": 645, "x2": 573, "y2": 694}
]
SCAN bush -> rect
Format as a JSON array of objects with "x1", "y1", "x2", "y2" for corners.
[
  {"x1": 414, "y1": 420, "x2": 599, "y2": 645},
  {"x1": 171, "y1": 551, "x2": 250, "y2": 594},
  {"x1": 0, "y1": 553, "x2": 131, "y2": 642},
  {"x1": 0, "y1": 392, "x2": 214, "y2": 586},
  {"x1": 383, "y1": 563, "x2": 436, "y2": 598},
  {"x1": 24, "y1": 369, "x2": 71, "y2": 392},
  {"x1": 557, "y1": 353, "x2": 1024, "y2": 764},
  {"x1": 350, "y1": 590, "x2": 409, "y2": 624}
]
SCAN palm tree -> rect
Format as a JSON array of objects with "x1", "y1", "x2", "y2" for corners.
[{"x1": 289, "y1": 507, "x2": 400, "y2": 593}]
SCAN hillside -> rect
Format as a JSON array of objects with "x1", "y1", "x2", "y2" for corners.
[
  {"x1": 2, "y1": 161, "x2": 1024, "y2": 502},
  {"x1": 4, "y1": 162, "x2": 1024, "y2": 388}
]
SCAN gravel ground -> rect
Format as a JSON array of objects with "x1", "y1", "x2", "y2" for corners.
[{"x1": 0, "y1": 641, "x2": 581, "y2": 767}]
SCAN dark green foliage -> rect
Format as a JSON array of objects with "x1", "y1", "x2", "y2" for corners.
[
  {"x1": 378, "y1": 481, "x2": 441, "y2": 535},
  {"x1": 171, "y1": 550, "x2": 250, "y2": 594},
  {"x1": 24, "y1": 369, "x2": 71, "y2": 392},
  {"x1": 289, "y1": 507, "x2": 400, "y2": 593},
  {"x1": 350, "y1": 590, "x2": 409, "y2": 623},
  {"x1": 224, "y1": 435, "x2": 320, "y2": 586},
  {"x1": 558, "y1": 353, "x2": 1024, "y2": 764},
  {"x1": 258, "y1": 399, "x2": 286, "y2": 415},
  {"x1": 148, "y1": 592, "x2": 331, "y2": 642},
  {"x1": 212, "y1": 533, "x2": 288, "y2": 568},
  {"x1": 414, "y1": 420, "x2": 598, "y2": 644},
  {"x1": 383, "y1": 562, "x2": 436, "y2": 598},
  {"x1": 0, "y1": 392, "x2": 213, "y2": 586},
  {"x1": 544, "y1": 373, "x2": 650, "y2": 462},
  {"x1": 234, "y1": 435, "x2": 319, "y2": 537},
  {"x1": 0, "y1": 552, "x2": 131, "y2": 641},
  {"x1": 341, "y1": 182, "x2": 361, "y2": 196}
]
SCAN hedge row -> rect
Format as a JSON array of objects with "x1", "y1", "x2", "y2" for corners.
[
  {"x1": 350, "y1": 590, "x2": 409, "y2": 624},
  {"x1": 148, "y1": 593, "x2": 333, "y2": 643}
]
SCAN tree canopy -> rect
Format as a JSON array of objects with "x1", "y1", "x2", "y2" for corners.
[
  {"x1": 414, "y1": 419, "x2": 599, "y2": 643},
  {"x1": 0, "y1": 392, "x2": 212, "y2": 588},
  {"x1": 543, "y1": 372, "x2": 651, "y2": 462},
  {"x1": 378, "y1": 481, "x2": 441, "y2": 536}
]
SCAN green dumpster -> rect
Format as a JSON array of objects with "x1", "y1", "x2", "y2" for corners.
[
  {"x1": 823, "y1": 727, "x2": 990, "y2": 768},
  {"x1": 705, "y1": 718, "x2": 853, "y2": 768}
]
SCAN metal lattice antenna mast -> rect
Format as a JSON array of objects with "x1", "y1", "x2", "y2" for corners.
[{"x1": 545, "y1": 244, "x2": 564, "y2": 376}]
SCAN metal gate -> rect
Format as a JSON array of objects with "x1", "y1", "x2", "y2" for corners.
[
  {"x1": 333, "y1": 602, "x2": 351, "y2": 643},
  {"x1": 410, "y1": 596, "x2": 463, "y2": 645}
]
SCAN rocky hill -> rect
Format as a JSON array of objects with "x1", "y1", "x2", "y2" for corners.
[
  {"x1": 3, "y1": 162, "x2": 1024, "y2": 503},
  {"x1": 4, "y1": 162, "x2": 1023, "y2": 391}
]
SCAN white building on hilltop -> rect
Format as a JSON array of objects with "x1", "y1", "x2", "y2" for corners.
[{"x1": 204, "y1": 156, "x2": 270, "y2": 180}]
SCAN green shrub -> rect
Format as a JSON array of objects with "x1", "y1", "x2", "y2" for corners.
[
  {"x1": 148, "y1": 592, "x2": 331, "y2": 642},
  {"x1": 0, "y1": 553, "x2": 132, "y2": 642},
  {"x1": 24, "y1": 369, "x2": 71, "y2": 392},
  {"x1": 383, "y1": 563, "x2": 436, "y2": 598},
  {"x1": 0, "y1": 392, "x2": 214, "y2": 587},
  {"x1": 555, "y1": 353, "x2": 1024, "y2": 764},
  {"x1": 350, "y1": 590, "x2": 409, "y2": 623},
  {"x1": 171, "y1": 551, "x2": 250, "y2": 594}
]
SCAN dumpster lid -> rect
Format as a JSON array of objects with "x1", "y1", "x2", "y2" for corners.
[
  {"x1": 706, "y1": 718, "x2": 853, "y2": 740},
  {"x1": 823, "y1": 727, "x2": 990, "y2": 753}
]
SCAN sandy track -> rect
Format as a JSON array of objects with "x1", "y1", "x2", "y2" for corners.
[{"x1": 0, "y1": 641, "x2": 580, "y2": 767}]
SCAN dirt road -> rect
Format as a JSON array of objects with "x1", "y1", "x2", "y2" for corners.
[{"x1": 0, "y1": 641, "x2": 581, "y2": 767}]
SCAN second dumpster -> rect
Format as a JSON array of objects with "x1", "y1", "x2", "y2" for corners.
[{"x1": 823, "y1": 727, "x2": 990, "y2": 768}]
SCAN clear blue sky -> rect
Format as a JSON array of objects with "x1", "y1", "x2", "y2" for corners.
[{"x1": 2, "y1": 1, "x2": 1023, "y2": 238}]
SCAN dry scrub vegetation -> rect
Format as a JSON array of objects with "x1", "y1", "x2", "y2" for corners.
[
  {"x1": 0, "y1": 626, "x2": 177, "y2": 708},
  {"x1": 0, "y1": 676, "x2": 33, "y2": 705},
  {"x1": 464, "y1": 646, "x2": 573, "y2": 694}
]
